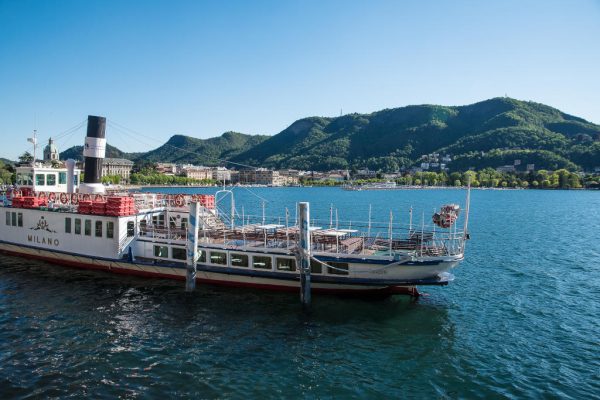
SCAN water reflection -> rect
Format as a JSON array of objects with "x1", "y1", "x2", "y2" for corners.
[{"x1": 0, "y1": 249, "x2": 508, "y2": 398}]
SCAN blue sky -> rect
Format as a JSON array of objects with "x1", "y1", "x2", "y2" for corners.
[{"x1": 1, "y1": 0, "x2": 599, "y2": 160}]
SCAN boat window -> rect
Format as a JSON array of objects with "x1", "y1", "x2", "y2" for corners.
[
  {"x1": 310, "y1": 259, "x2": 322, "y2": 274},
  {"x1": 35, "y1": 174, "x2": 45, "y2": 186},
  {"x1": 140, "y1": 220, "x2": 147, "y2": 234},
  {"x1": 169, "y1": 216, "x2": 177, "y2": 229},
  {"x1": 65, "y1": 217, "x2": 72, "y2": 233},
  {"x1": 172, "y1": 247, "x2": 187, "y2": 260},
  {"x1": 74, "y1": 174, "x2": 79, "y2": 186},
  {"x1": 47, "y1": 174, "x2": 56, "y2": 186},
  {"x1": 74, "y1": 218, "x2": 81, "y2": 235},
  {"x1": 327, "y1": 262, "x2": 349, "y2": 275},
  {"x1": 17, "y1": 173, "x2": 33, "y2": 186},
  {"x1": 17, "y1": 213, "x2": 23, "y2": 227},
  {"x1": 181, "y1": 218, "x2": 188, "y2": 230},
  {"x1": 231, "y1": 253, "x2": 249, "y2": 268},
  {"x1": 154, "y1": 245, "x2": 168, "y2": 258},
  {"x1": 152, "y1": 214, "x2": 165, "y2": 228},
  {"x1": 199, "y1": 250, "x2": 206, "y2": 263},
  {"x1": 84, "y1": 219, "x2": 92, "y2": 236},
  {"x1": 253, "y1": 255, "x2": 272, "y2": 270},
  {"x1": 11, "y1": 212, "x2": 16, "y2": 226},
  {"x1": 106, "y1": 221, "x2": 114, "y2": 239},
  {"x1": 59, "y1": 172, "x2": 67, "y2": 185},
  {"x1": 127, "y1": 221, "x2": 135, "y2": 237},
  {"x1": 5, "y1": 212, "x2": 9, "y2": 226},
  {"x1": 276, "y1": 258, "x2": 296, "y2": 272},
  {"x1": 95, "y1": 221, "x2": 102, "y2": 237},
  {"x1": 210, "y1": 251, "x2": 227, "y2": 265}
]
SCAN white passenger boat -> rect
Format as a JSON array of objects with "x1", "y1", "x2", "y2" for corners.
[{"x1": 0, "y1": 116, "x2": 470, "y2": 298}]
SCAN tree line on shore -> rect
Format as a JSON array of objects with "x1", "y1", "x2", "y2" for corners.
[
  {"x1": 303, "y1": 168, "x2": 599, "y2": 189},
  {"x1": 2, "y1": 157, "x2": 598, "y2": 189}
]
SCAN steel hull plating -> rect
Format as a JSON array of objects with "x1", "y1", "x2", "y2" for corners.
[{"x1": 0, "y1": 241, "x2": 434, "y2": 296}]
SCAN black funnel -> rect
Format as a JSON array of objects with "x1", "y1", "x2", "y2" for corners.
[{"x1": 83, "y1": 115, "x2": 106, "y2": 184}]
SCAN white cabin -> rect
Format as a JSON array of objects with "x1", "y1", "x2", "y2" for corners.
[{"x1": 15, "y1": 164, "x2": 82, "y2": 193}]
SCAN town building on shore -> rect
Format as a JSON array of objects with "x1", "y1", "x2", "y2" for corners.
[
  {"x1": 102, "y1": 158, "x2": 134, "y2": 183},
  {"x1": 238, "y1": 168, "x2": 283, "y2": 186},
  {"x1": 182, "y1": 165, "x2": 212, "y2": 181},
  {"x1": 156, "y1": 163, "x2": 178, "y2": 175},
  {"x1": 279, "y1": 169, "x2": 300, "y2": 185},
  {"x1": 354, "y1": 168, "x2": 377, "y2": 179},
  {"x1": 212, "y1": 167, "x2": 231, "y2": 183}
]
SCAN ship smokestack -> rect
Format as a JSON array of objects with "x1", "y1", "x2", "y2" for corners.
[{"x1": 80, "y1": 115, "x2": 106, "y2": 194}]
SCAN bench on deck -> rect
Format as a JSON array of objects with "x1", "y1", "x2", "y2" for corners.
[{"x1": 340, "y1": 237, "x2": 363, "y2": 254}]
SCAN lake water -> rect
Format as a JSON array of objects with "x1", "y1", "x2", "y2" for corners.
[{"x1": 1, "y1": 187, "x2": 599, "y2": 398}]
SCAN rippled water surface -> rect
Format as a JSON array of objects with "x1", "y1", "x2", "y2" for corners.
[{"x1": 1, "y1": 188, "x2": 599, "y2": 398}]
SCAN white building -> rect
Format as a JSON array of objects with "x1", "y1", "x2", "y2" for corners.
[
  {"x1": 211, "y1": 167, "x2": 231, "y2": 183},
  {"x1": 101, "y1": 158, "x2": 134, "y2": 183}
]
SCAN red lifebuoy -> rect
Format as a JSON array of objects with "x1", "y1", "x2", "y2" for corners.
[
  {"x1": 82, "y1": 194, "x2": 91, "y2": 202},
  {"x1": 94, "y1": 194, "x2": 104, "y2": 202},
  {"x1": 38, "y1": 192, "x2": 47, "y2": 200},
  {"x1": 48, "y1": 192, "x2": 56, "y2": 202},
  {"x1": 59, "y1": 193, "x2": 68, "y2": 204},
  {"x1": 174, "y1": 194, "x2": 184, "y2": 207},
  {"x1": 71, "y1": 193, "x2": 79, "y2": 204}
]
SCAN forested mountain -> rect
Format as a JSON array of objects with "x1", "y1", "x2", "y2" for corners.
[
  {"x1": 59, "y1": 131, "x2": 269, "y2": 166},
  {"x1": 231, "y1": 98, "x2": 600, "y2": 171},
  {"x1": 140, "y1": 131, "x2": 269, "y2": 165},
  {"x1": 59, "y1": 98, "x2": 600, "y2": 171},
  {"x1": 59, "y1": 144, "x2": 137, "y2": 161}
]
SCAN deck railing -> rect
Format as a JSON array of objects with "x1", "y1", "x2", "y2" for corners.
[{"x1": 193, "y1": 214, "x2": 466, "y2": 257}]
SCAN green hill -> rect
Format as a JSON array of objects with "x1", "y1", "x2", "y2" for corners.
[
  {"x1": 59, "y1": 143, "x2": 137, "y2": 161},
  {"x1": 59, "y1": 98, "x2": 600, "y2": 172},
  {"x1": 231, "y1": 97, "x2": 600, "y2": 171},
  {"x1": 140, "y1": 131, "x2": 269, "y2": 165}
]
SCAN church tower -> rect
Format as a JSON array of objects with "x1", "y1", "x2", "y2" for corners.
[{"x1": 43, "y1": 138, "x2": 59, "y2": 162}]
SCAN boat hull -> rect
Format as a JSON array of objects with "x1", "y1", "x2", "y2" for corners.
[{"x1": 0, "y1": 241, "x2": 426, "y2": 296}]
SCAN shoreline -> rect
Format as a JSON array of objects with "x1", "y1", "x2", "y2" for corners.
[{"x1": 112, "y1": 184, "x2": 597, "y2": 191}]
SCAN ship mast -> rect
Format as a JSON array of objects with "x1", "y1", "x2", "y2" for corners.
[{"x1": 27, "y1": 130, "x2": 38, "y2": 166}]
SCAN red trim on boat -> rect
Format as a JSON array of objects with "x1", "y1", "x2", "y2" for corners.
[{"x1": 0, "y1": 247, "x2": 417, "y2": 296}]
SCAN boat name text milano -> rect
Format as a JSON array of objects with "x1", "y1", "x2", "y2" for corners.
[{"x1": 27, "y1": 234, "x2": 60, "y2": 247}]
